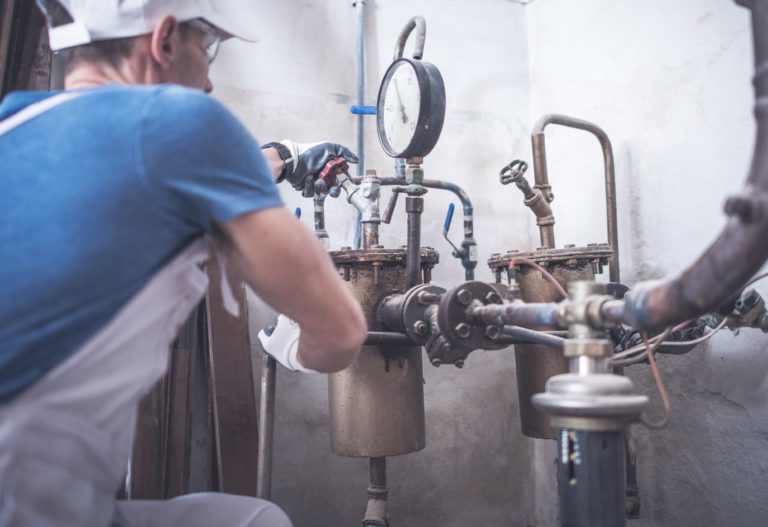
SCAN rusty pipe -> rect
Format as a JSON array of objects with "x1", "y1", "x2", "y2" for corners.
[
  {"x1": 256, "y1": 353, "x2": 276, "y2": 499},
  {"x1": 625, "y1": 2, "x2": 768, "y2": 331},
  {"x1": 531, "y1": 115, "x2": 620, "y2": 282},
  {"x1": 353, "y1": 176, "x2": 477, "y2": 279}
]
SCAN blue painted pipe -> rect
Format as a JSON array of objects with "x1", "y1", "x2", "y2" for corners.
[
  {"x1": 350, "y1": 105, "x2": 377, "y2": 115},
  {"x1": 443, "y1": 203, "x2": 455, "y2": 235}
]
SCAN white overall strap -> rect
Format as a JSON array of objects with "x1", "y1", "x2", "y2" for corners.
[{"x1": 0, "y1": 92, "x2": 82, "y2": 137}]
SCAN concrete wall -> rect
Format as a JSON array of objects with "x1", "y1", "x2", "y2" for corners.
[
  {"x1": 210, "y1": 0, "x2": 768, "y2": 525},
  {"x1": 210, "y1": 1, "x2": 537, "y2": 525},
  {"x1": 527, "y1": 1, "x2": 768, "y2": 526}
]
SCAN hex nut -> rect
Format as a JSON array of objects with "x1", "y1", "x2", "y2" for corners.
[
  {"x1": 484, "y1": 291, "x2": 502, "y2": 304},
  {"x1": 454, "y1": 323, "x2": 471, "y2": 339},
  {"x1": 457, "y1": 289, "x2": 473, "y2": 305},
  {"x1": 412, "y1": 321, "x2": 428, "y2": 336},
  {"x1": 484, "y1": 325, "x2": 500, "y2": 340}
]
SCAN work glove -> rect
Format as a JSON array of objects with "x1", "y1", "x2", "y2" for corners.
[
  {"x1": 257, "y1": 314, "x2": 313, "y2": 372},
  {"x1": 262, "y1": 140, "x2": 358, "y2": 191}
]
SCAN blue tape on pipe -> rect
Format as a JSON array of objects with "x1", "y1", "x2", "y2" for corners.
[
  {"x1": 350, "y1": 105, "x2": 377, "y2": 115},
  {"x1": 443, "y1": 203, "x2": 455, "y2": 234}
]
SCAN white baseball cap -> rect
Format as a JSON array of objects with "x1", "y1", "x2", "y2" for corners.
[{"x1": 39, "y1": 0, "x2": 259, "y2": 51}]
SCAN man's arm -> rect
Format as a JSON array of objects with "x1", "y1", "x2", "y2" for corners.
[
  {"x1": 217, "y1": 207, "x2": 366, "y2": 373},
  {"x1": 260, "y1": 147, "x2": 284, "y2": 180}
]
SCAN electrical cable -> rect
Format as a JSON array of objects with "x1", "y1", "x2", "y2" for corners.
[
  {"x1": 610, "y1": 321, "x2": 725, "y2": 368},
  {"x1": 508, "y1": 257, "x2": 568, "y2": 299},
  {"x1": 639, "y1": 329, "x2": 672, "y2": 429}
]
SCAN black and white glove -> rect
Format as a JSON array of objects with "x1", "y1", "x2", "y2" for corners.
[
  {"x1": 257, "y1": 314, "x2": 313, "y2": 372},
  {"x1": 262, "y1": 140, "x2": 358, "y2": 191}
]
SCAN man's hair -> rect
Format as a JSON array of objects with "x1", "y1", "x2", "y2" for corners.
[{"x1": 38, "y1": 0, "x2": 190, "y2": 74}]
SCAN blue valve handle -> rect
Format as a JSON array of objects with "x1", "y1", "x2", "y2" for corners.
[
  {"x1": 443, "y1": 203, "x2": 455, "y2": 235},
  {"x1": 294, "y1": 207, "x2": 302, "y2": 219},
  {"x1": 350, "y1": 105, "x2": 377, "y2": 115}
]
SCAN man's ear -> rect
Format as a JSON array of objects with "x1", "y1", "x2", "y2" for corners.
[{"x1": 149, "y1": 15, "x2": 179, "y2": 69}]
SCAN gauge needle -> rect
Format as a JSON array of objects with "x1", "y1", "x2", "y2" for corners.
[{"x1": 394, "y1": 79, "x2": 408, "y2": 124}]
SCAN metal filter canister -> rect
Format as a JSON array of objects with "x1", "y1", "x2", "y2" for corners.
[
  {"x1": 329, "y1": 247, "x2": 438, "y2": 457},
  {"x1": 488, "y1": 244, "x2": 612, "y2": 439}
]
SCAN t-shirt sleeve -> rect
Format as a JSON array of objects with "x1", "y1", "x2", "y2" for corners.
[{"x1": 136, "y1": 85, "x2": 283, "y2": 231}]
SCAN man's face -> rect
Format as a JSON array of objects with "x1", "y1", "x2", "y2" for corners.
[{"x1": 166, "y1": 20, "x2": 217, "y2": 93}]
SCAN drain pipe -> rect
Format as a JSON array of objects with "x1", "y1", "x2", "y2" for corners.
[
  {"x1": 352, "y1": 0, "x2": 366, "y2": 249},
  {"x1": 625, "y1": 0, "x2": 768, "y2": 331}
]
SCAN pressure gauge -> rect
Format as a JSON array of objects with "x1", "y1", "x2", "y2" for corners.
[{"x1": 376, "y1": 58, "x2": 446, "y2": 159}]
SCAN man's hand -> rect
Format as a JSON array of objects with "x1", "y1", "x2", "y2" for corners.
[
  {"x1": 263, "y1": 140, "x2": 358, "y2": 191},
  {"x1": 257, "y1": 314, "x2": 313, "y2": 372}
]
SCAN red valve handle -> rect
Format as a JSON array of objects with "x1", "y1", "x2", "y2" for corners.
[{"x1": 318, "y1": 157, "x2": 350, "y2": 187}]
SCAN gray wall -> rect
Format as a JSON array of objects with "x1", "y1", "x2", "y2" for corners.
[
  {"x1": 527, "y1": 1, "x2": 768, "y2": 526},
  {"x1": 210, "y1": 0, "x2": 768, "y2": 525}
]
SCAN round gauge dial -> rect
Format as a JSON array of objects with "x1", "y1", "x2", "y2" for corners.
[{"x1": 376, "y1": 58, "x2": 446, "y2": 159}]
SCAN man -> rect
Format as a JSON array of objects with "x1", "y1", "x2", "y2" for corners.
[{"x1": 0, "y1": 1, "x2": 366, "y2": 526}]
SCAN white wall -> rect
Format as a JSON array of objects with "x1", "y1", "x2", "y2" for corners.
[
  {"x1": 210, "y1": 0, "x2": 768, "y2": 525},
  {"x1": 527, "y1": 1, "x2": 768, "y2": 525}
]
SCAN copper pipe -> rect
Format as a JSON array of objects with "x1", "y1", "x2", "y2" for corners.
[
  {"x1": 531, "y1": 115, "x2": 620, "y2": 282},
  {"x1": 626, "y1": 2, "x2": 768, "y2": 330}
]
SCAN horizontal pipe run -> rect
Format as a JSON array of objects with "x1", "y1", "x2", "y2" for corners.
[
  {"x1": 502, "y1": 325, "x2": 566, "y2": 349},
  {"x1": 470, "y1": 302, "x2": 561, "y2": 329},
  {"x1": 364, "y1": 332, "x2": 415, "y2": 346}
]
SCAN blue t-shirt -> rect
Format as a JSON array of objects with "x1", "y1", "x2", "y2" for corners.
[{"x1": 0, "y1": 84, "x2": 283, "y2": 401}]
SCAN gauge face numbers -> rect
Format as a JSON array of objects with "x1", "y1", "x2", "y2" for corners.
[{"x1": 381, "y1": 61, "x2": 421, "y2": 155}]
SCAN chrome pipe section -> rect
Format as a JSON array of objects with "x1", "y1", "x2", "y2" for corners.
[
  {"x1": 625, "y1": 2, "x2": 768, "y2": 331},
  {"x1": 256, "y1": 353, "x2": 276, "y2": 499},
  {"x1": 338, "y1": 173, "x2": 381, "y2": 250},
  {"x1": 393, "y1": 16, "x2": 426, "y2": 60},
  {"x1": 531, "y1": 115, "x2": 621, "y2": 282}
]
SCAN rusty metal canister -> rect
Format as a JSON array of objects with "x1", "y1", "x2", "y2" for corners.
[
  {"x1": 488, "y1": 244, "x2": 612, "y2": 439},
  {"x1": 329, "y1": 248, "x2": 438, "y2": 457}
]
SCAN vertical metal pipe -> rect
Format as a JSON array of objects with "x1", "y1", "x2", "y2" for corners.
[
  {"x1": 405, "y1": 197, "x2": 424, "y2": 289},
  {"x1": 362, "y1": 223, "x2": 379, "y2": 249},
  {"x1": 363, "y1": 456, "x2": 388, "y2": 527},
  {"x1": 370, "y1": 456, "x2": 386, "y2": 488},
  {"x1": 530, "y1": 134, "x2": 556, "y2": 248},
  {"x1": 353, "y1": 0, "x2": 366, "y2": 249},
  {"x1": 314, "y1": 194, "x2": 330, "y2": 249},
  {"x1": 256, "y1": 353, "x2": 276, "y2": 499},
  {"x1": 558, "y1": 429, "x2": 626, "y2": 527}
]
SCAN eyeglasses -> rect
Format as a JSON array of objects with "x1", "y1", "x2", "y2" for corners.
[{"x1": 185, "y1": 19, "x2": 221, "y2": 64}]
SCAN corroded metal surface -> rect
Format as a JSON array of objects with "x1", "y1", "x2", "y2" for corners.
[
  {"x1": 488, "y1": 245, "x2": 610, "y2": 439},
  {"x1": 488, "y1": 244, "x2": 612, "y2": 271},
  {"x1": 328, "y1": 248, "x2": 438, "y2": 457}
]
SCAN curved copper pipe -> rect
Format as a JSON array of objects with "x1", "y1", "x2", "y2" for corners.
[
  {"x1": 625, "y1": 2, "x2": 768, "y2": 331},
  {"x1": 531, "y1": 115, "x2": 621, "y2": 282}
]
